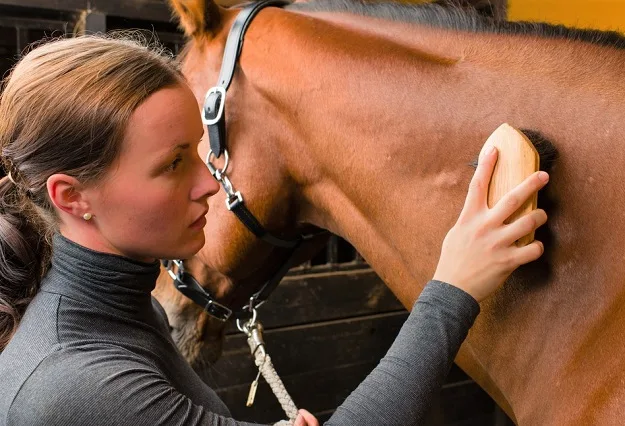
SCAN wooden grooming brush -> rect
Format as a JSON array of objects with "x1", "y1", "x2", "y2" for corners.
[{"x1": 486, "y1": 123, "x2": 540, "y2": 247}]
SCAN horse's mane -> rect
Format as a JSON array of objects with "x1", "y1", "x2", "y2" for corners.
[{"x1": 289, "y1": 0, "x2": 625, "y2": 50}]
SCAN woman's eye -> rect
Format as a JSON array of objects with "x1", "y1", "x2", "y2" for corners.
[{"x1": 167, "y1": 155, "x2": 183, "y2": 172}]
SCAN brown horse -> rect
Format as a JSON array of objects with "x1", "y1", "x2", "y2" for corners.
[{"x1": 153, "y1": 0, "x2": 625, "y2": 423}]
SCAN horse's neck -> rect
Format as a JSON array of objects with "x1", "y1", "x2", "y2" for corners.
[{"x1": 256, "y1": 12, "x2": 625, "y2": 422}]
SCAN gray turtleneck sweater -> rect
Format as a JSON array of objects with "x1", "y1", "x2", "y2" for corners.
[{"x1": 0, "y1": 235, "x2": 480, "y2": 426}]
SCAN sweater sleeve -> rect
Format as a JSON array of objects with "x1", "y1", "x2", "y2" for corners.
[{"x1": 325, "y1": 280, "x2": 480, "y2": 426}]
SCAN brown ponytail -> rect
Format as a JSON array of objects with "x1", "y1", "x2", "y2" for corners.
[
  {"x1": 0, "y1": 174, "x2": 51, "y2": 349},
  {"x1": 0, "y1": 34, "x2": 182, "y2": 350}
]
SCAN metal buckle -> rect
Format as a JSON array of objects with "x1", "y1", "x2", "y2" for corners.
[
  {"x1": 164, "y1": 259, "x2": 233, "y2": 322},
  {"x1": 204, "y1": 300, "x2": 233, "y2": 322},
  {"x1": 202, "y1": 86, "x2": 226, "y2": 126}
]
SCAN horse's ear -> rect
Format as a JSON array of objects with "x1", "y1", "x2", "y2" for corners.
[{"x1": 168, "y1": 0, "x2": 222, "y2": 39}]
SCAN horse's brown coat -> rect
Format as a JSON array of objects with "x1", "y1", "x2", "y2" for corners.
[{"x1": 156, "y1": 1, "x2": 625, "y2": 423}]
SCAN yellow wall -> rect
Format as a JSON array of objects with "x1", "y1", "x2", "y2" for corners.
[{"x1": 508, "y1": 0, "x2": 625, "y2": 32}]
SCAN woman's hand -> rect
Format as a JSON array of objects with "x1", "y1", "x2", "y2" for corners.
[
  {"x1": 294, "y1": 409, "x2": 319, "y2": 426},
  {"x1": 432, "y1": 144, "x2": 549, "y2": 302}
]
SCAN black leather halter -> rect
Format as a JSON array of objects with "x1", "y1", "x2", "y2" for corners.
[
  {"x1": 165, "y1": 0, "x2": 323, "y2": 322},
  {"x1": 203, "y1": 0, "x2": 292, "y2": 160}
]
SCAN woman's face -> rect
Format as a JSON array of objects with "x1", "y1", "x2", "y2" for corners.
[{"x1": 82, "y1": 83, "x2": 219, "y2": 262}]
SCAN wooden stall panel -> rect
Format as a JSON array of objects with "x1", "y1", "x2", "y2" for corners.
[{"x1": 224, "y1": 269, "x2": 404, "y2": 333}]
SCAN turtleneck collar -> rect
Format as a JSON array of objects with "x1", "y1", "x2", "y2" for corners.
[{"x1": 41, "y1": 234, "x2": 161, "y2": 319}]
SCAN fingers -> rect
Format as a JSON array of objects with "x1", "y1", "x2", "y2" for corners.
[
  {"x1": 510, "y1": 240, "x2": 545, "y2": 266},
  {"x1": 489, "y1": 171, "x2": 549, "y2": 225},
  {"x1": 294, "y1": 413, "x2": 305, "y2": 426},
  {"x1": 295, "y1": 409, "x2": 319, "y2": 426},
  {"x1": 499, "y1": 209, "x2": 547, "y2": 246},
  {"x1": 460, "y1": 145, "x2": 498, "y2": 218}
]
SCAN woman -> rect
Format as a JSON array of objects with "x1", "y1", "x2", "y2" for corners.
[{"x1": 0, "y1": 35, "x2": 548, "y2": 426}]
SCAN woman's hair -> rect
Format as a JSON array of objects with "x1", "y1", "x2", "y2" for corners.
[{"x1": 0, "y1": 34, "x2": 183, "y2": 351}]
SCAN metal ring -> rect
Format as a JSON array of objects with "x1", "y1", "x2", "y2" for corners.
[
  {"x1": 236, "y1": 318, "x2": 246, "y2": 334},
  {"x1": 206, "y1": 149, "x2": 230, "y2": 176},
  {"x1": 236, "y1": 308, "x2": 258, "y2": 334}
]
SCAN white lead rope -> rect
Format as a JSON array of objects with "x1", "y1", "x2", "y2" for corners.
[{"x1": 239, "y1": 316, "x2": 298, "y2": 426}]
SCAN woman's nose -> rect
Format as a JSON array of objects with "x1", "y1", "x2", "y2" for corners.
[{"x1": 191, "y1": 158, "x2": 220, "y2": 201}]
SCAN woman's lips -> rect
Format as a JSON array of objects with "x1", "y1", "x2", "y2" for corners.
[{"x1": 190, "y1": 209, "x2": 208, "y2": 229}]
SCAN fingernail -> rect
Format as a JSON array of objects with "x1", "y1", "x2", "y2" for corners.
[
  {"x1": 538, "y1": 171, "x2": 549, "y2": 183},
  {"x1": 483, "y1": 145, "x2": 495, "y2": 156}
]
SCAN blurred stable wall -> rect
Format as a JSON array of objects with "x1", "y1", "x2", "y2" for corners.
[
  {"x1": 508, "y1": 0, "x2": 625, "y2": 32},
  {"x1": 0, "y1": 1, "x2": 184, "y2": 83}
]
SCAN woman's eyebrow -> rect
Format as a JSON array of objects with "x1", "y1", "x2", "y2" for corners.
[
  {"x1": 152, "y1": 143, "x2": 190, "y2": 166},
  {"x1": 172, "y1": 143, "x2": 190, "y2": 151}
]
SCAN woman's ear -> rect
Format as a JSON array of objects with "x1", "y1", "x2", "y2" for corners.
[
  {"x1": 168, "y1": 0, "x2": 222, "y2": 39},
  {"x1": 46, "y1": 174, "x2": 91, "y2": 219}
]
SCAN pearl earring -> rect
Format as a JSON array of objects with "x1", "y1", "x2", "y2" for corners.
[{"x1": 83, "y1": 213, "x2": 93, "y2": 221}]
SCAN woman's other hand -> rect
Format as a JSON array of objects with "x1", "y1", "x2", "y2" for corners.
[
  {"x1": 294, "y1": 409, "x2": 319, "y2": 426},
  {"x1": 433, "y1": 144, "x2": 549, "y2": 302}
]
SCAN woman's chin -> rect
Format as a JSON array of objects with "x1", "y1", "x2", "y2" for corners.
[{"x1": 171, "y1": 236, "x2": 206, "y2": 260}]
